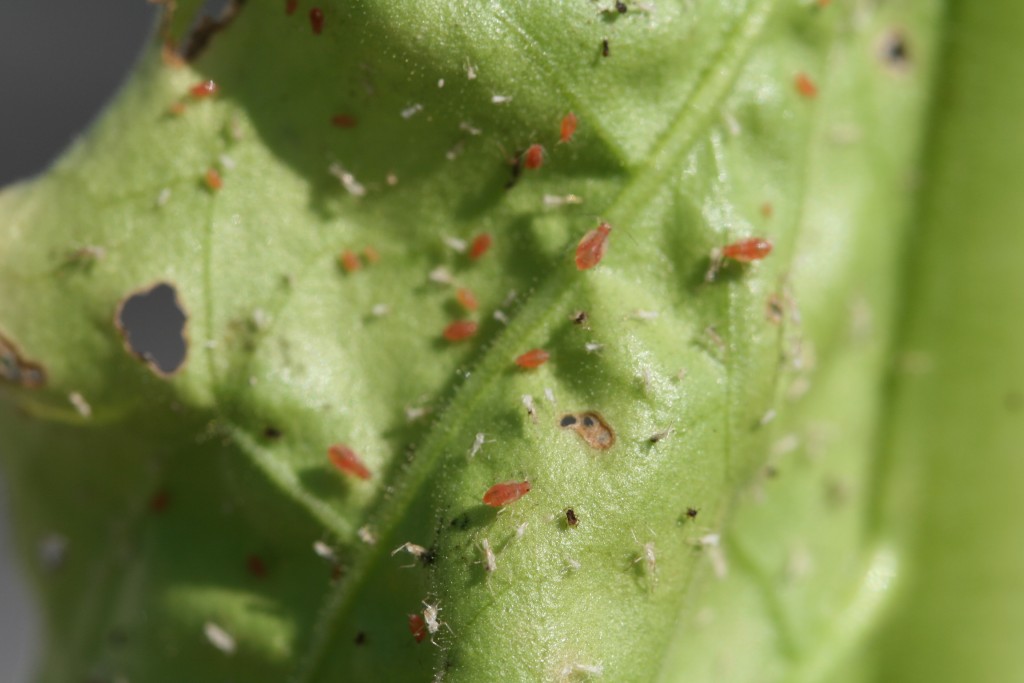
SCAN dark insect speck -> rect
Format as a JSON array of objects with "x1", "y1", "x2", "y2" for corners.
[
  {"x1": 685, "y1": 507, "x2": 699, "y2": 519},
  {"x1": 601, "y1": 39, "x2": 610, "y2": 58},
  {"x1": 615, "y1": 1, "x2": 627, "y2": 13},
  {"x1": 354, "y1": 631, "x2": 367, "y2": 646},
  {"x1": 263, "y1": 426, "x2": 282, "y2": 439},
  {"x1": 566, "y1": 508, "x2": 579, "y2": 527}
]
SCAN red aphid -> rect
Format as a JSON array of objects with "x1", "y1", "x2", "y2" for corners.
[
  {"x1": 328, "y1": 444, "x2": 372, "y2": 480},
  {"x1": 309, "y1": 7, "x2": 324, "y2": 34},
  {"x1": 575, "y1": 222, "x2": 612, "y2": 270},
  {"x1": 408, "y1": 614, "x2": 427, "y2": 643},
  {"x1": 339, "y1": 249, "x2": 361, "y2": 273},
  {"x1": 204, "y1": 168, "x2": 223, "y2": 192},
  {"x1": 523, "y1": 144, "x2": 545, "y2": 170},
  {"x1": 443, "y1": 320, "x2": 478, "y2": 342},
  {"x1": 483, "y1": 480, "x2": 532, "y2": 507},
  {"x1": 149, "y1": 489, "x2": 170, "y2": 513},
  {"x1": 246, "y1": 554, "x2": 268, "y2": 578},
  {"x1": 722, "y1": 237, "x2": 773, "y2": 262},
  {"x1": 515, "y1": 349, "x2": 549, "y2": 369},
  {"x1": 455, "y1": 288, "x2": 479, "y2": 312},
  {"x1": 331, "y1": 114, "x2": 357, "y2": 128},
  {"x1": 189, "y1": 80, "x2": 219, "y2": 98},
  {"x1": 560, "y1": 112, "x2": 578, "y2": 143},
  {"x1": 469, "y1": 233, "x2": 492, "y2": 260},
  {"x1": 794, "y1": 72, "x2": 818, "y2": 98},
  {"x1": 285, "y1": 0, "x2": 298, "y2": 14}
]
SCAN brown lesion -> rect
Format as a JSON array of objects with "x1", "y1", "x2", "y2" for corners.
[
  {"x1": 0, "y1": 333, "x2": 46, "y2": 389},
  {"x1": 157, "y1": 0, "x2": 248, "y2": 64},
  {"x1": 559, "y1": 411, "x2": 615, "y2": 450}
]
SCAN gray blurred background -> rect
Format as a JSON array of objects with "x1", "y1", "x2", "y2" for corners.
[{"x1": 0, "y1": 2, "x2": 158, "y2": 679}]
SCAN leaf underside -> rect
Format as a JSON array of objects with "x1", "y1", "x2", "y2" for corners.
[{"x1": 0, "y1": 1, "x2": 942, "y2": 681}]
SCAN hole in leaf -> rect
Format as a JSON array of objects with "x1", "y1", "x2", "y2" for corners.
[
  {"x1": 0, "y1": 333, "x2": 46, "y2": 388},
  {"x1": 116, "y1": 283, "x2": 188, "y2": 376}
]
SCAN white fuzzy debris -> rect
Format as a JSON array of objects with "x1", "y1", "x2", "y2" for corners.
[
  {"x1": 250, "y1": 308, "x2": 270, "y2": 331},
  {"x1": 468, "y1": 432, "x2": 487, "y2": 459},
  {"x1": 522, "y1": 394, "x2": 537, "y2": 421},
  {"x1": 428, "y1": 266, "x2": 455, "y2": 285},
  {"x1": 561, "y1": 662, "x2": 604, "y2": 678},
  {"x1": 542, "y1": 193, "x2": 584, "y2": 207},
  {"x1": 386, "y1": 172, "x2": 399, "y2": 186},
  {"x1": 501, "y1": 289, "x2": 518, "y2": 307},
  {"x1": 38, "y1": 534, "x2": 67, "y2": 572},
  {"x1": 204, "y1": 622, "x2": 236, "y2": 655},
  {"x1": 465, "y1": 60, "x2": 477, "y2": 80},
  {"x1": 771, "y1": 433, "x2": 800, "y2": 456},
  {"x1": 401, "y1": 103, "x2": 424, "y2": 119},
  {"x1": 218, "y1": 154, "x2": 236, "y2": 170},
  {"x1": 443, "y1": 235, "x2": 467, "y2": 253},
  {"x1": 155, "y1": 187, "x2": 172, "y2": 207},
  {"x1": 565, "y1": 557, "x2": 582, "y2": 572},
  {"x1": 327, "y1": 162, "x2": 367, "y2": 197},
  {"x1": 68, "y1": 392, "x2": 92, "y2": 418},
  {"x1": 371, "y1": 303, "x2": 390, "y2": 317},
  {"x1": 544, "y1": 387, "x2": 556, "y2": 406},
  {"x1": 631, "y1": 309, "x2": 659, "y2": 321},
  {"x1": 405, "y1": 405, "x2": 429, "y2": 422},
  {"x1": 437, "y1": 78, "x2": 445, "y2": 88},
  {"x1": 636, "y1": 541, "x2": 658, "y2": 585},
  {"x1": 313, "y1": 540, "x2": 337, "y2": 562},
  {"x1": 493, "y1": 309, "x2": 510, "y2": 325},
  {"x1": 759, "y1": 409, "x2": 777, "y2": 426},
  {"x1": 516, "y1": 522, "x2": 529, "y2": 540},
  {"x1": 357, "y1": 525, "x2": 378, "y2": 545},
  {"x1": 585, "y1": 342, "x2": 604, "y2": 354},
  {"x1": 698, "y1": 533, "x2": 720, "y2": 547},
  {"x1": 491, "y1": 94, "x2": 513, "y2": 105},
  {"x1": 459, "y1": 121, "x2": 482, "y2": 136},
  {"x1": 481, "y1": 538, "x2": 496, "y2": 573}
]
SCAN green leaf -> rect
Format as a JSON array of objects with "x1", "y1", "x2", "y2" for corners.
[{"x1": 0, "y1": 1, "x2": 943, "y2": 681}]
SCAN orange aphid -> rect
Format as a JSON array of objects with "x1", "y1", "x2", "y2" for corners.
[
  {"x1": 190, "y1": 80, "x2": 219, "y2": 98},
  {"x1": 794, "y1": 72, "x2": 818, "y2": 98},
  {"x1": 722, "y1": 237, "x2": 773, "y2": 262},
  {"x1": 515, "y1": 349, "x2": 550, "y2": 369},
  {"x1": 455, "y1": 288, "x2": 479, "y2": 312},
  {"x1": 168, "y1": 101, "x2": 187, "y2": 116},
  {"x1": 204, "y1": 168, "x2": 223, "y2": 191},
  {"x1": 523, "y1": 144, "x2": 545, "y2": 170},
  {"x1": 560, "y1": 112, "x2": 578, "y2": 143},
  {"x1": 363, "y1": 246, "x2": 380, "y2": 263},
  {"x1": 339, "y1": 249, "x2": 361, "y2": 273},
  {"x1": 575, "y1": 222, "x2": 612, "y2": 270},
  {"x1": 331, "y1": 114, "x2": 357, "y2": 128},
  {"x1": 469, "y1": 233, "x2": 492, "y2": 260},
  {"x1": 443, "y1": 320, "x2": 478, "y2": 342},
  {"x1": 408, "y1": 614, "x2": 427, "y2": 643},
  {"x1": 328, "y1": 444, "x2": 372, "y2": 480},
  {"x1": 483, "y1": 480, "x2": 531, "y2": 507},
  {"x1": 760, "y1": 202, "x2": 774, "y2": 219}
]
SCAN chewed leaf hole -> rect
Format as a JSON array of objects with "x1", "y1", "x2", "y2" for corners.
[{"x1": 116, "y1": 282, "x2": 188, "y2": 376}]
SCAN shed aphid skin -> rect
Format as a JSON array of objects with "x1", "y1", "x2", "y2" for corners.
[
  {"x1": 204, "y1": 622, "x2": 236, "y2": 655},
  {"x1": 794, "y1": 71, "x2": 818, "y2": 98},
  {"x1": 443, "y1": 235, "x2": 467, "y2": 253},
  {"x1": 218, "y1": 154, "x2": 236, "y2": 171},
  {"x1": 308, "y1": 7, "x2": 325, "y2": 33},
  {"x1": 575, "y1": 222, "x2": 612, "y2": 270},
  {"x1": 585, "y1": 342, "x2": 604, "y2": 354},
  {"x1": 155, "y1": 187, "x2": 172, "y2": 207},
  {"x1": 633, "y1": 535, "x2": 658, "y2": 587},
  {"x1": 422, "y1": 600, "x2": 451, "y2": 637},
  {"x1": 189, "y1": 80, "x2": 219, "y2": 98},
  {"x1": 491, "y1": 94, "x2": 513, "y2": 105},
  {"x1": 408, "y1": 614, "x2": 427, "y2": 643},
  {"x1": 543, "y1": 193, "x2": 584, "y2": 207},
  {"x1": 68, "y1": 391, "x2": 92, "y2": 418},
  {"x1": 443, "y1": 320, "x2": 478, "y2": 342},
  {"x1": 391, "y1": 542, "x2": 432, "y2": 568},
  {"x1": 328, "y1": 444, "x2": 372, "y2": 480},
  {"x1": 465, "y1": 58, "x2": 478, "y2": 80},
  {"x1": 468, "y1": 432, "x2": 489, "y2": 459},
  {"x1": 357, "y1": 525, "x2": 378, "y2": 545},
  {"x1": 515, "y1": 349, "x2": 550, "y2": 369},
  {"x1": 483, "y1": 480, "x2": 532, "y2": 507},
  {"x1": 400, "y1": 103, "x2": 424, "y2": 119},
  {"x1": 405, "y1": 405, "x2": 430, "y2": 422},
  {"x1": 327, "y1": 162, "x2": 367, "y2": 197},
  {"x1": 313, "y1": 540, "x2": 337, "y2": 562},
  {"x1": 523, "y1": 144, "x2": 545, "y2": 170},
  {"x1": 559, "y1": 112, "x2": 578, "y2": 144},
  {"x1": 631, "y1": 309, "x2": 659, "y2": 321},
  {"x1": 370, "y1": 303, "x2": 390, "y2": 317},
  {"x1": 544, "y1": 387, "x2": 557, "y2": 405},
  {"x1": 560, "y1": 411, "x2": 616, "y2": 450},
  {"x1": 560, "y1": 662, "x2": 604, "y2": 680},
  {"x1": 522, "y1": 394, "x2": 538, "y2": 421},
  {"x1": 648, "y1": 427, "x2": 674, "y2": 444},
  {"x1": 481, "y1": 538, "x2": 497, "y2": 573},
  {"x1": 428, "y1": 266, "x2": 455, "y2": 285},
  {"x1": 493, "y1": 310, "x2": 510, "y2": 325}
]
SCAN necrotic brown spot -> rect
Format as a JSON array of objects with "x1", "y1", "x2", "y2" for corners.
[
  {"x1": 116, "y1": 282, "x2": 188, "y2": 376},
  {"x1": 0, "y1": 333, "x2": 46, "y2": 388}
]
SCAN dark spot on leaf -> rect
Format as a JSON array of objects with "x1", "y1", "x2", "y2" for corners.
[
  {"x1": 149, "y1": 488, "x2": 171, "y2": 513},
  {"x1": 582, "y1": 416, "x2": 595, "y2": 427},
  {"x1": 178, "y1": 0, "x2": 248, "y2": 62},
  {"x1": 560, "y1": 415, "x2": 578, "y2": 427},
  {"x1": 450, "y1": 513, "x2": 471, "y2": 530},
  {"x1": 246, "y1": 554, "x2": 268, "y2": 578},
  {"x1": 263, "y1": 426, "x2": 283, "y2": 439},
  {"x1": 354, "y1": 631, "x2": 367, "y2": 646},
  {"x1": 0, "y1": 332, "x2": 46, "y2": 388},
  {"x1": 880, "y1": 29, "x2": 911, "y2": 69},
  {"x1": 601, "y1": 38, "x2": 610, "y2": 58},
  {"x1": 115, "y1": 282, "x2": 188, "y2": 376}
]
